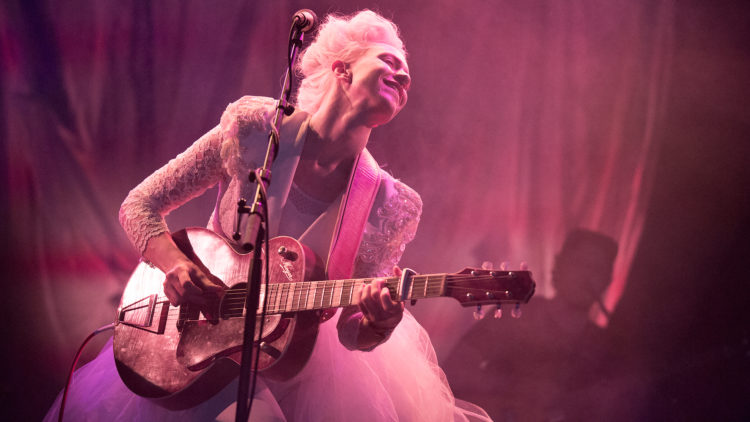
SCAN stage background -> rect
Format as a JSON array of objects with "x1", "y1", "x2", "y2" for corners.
[{"x1": 1, "y1": 0, "x2": 748, "y2": 420}]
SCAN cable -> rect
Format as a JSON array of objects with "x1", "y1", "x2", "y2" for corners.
[
  {"x1": 245, "y1": 170, "x2": 270, "y2": 418},
  {"x1": 57, "y1": 323, "x2": 115, "y2": 422}
]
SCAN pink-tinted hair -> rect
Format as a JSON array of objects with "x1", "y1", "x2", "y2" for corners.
[{"x1": 295, "y1": 10, "x2": 406, "y2": 114}]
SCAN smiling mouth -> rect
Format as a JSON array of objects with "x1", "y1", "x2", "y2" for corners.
[{"x1": 382, "y1": 80, "x2": 403, "y2": 103}]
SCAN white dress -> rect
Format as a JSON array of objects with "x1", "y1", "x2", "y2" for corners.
[{"x1": 44, "y1": 96, "x2": 491, "y2": 422}]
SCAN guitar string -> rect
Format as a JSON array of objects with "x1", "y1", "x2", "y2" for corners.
[
  {"x1": 144, "y1": 274, "x2": 519, "y2": 308},
  {"x1": 124, "y1": 274, "x2": 526, "y2": 324},
  {"x1": 201, "y1": 274, "x2": 519, "y2": 308},
  {"x1": 140, "y1": 274, "x2": 521, "y2": 309}
]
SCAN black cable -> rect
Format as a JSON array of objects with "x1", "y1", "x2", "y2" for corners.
[
  {"x1": 245, "y1": 170, "x2": 270, "y2": 417},
  {"x1": 286, "y1": 22, "x2": 298, "y2": 99},
  {"x1": 57, "y1": 323, "x2": 115, "y2": 422}
]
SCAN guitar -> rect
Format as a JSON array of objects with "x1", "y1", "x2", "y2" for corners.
[{"x1": 114, "y1": 227, "x2": 535, "y2": 410}]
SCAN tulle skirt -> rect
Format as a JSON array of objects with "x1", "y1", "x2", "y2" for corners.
[{"x1": 44, "y1": 310, "x2": 491, "y2": 421}]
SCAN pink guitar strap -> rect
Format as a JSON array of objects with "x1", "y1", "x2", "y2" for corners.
[{"x1": 325, "y1": 150, "x2": 381, "y2": 281}]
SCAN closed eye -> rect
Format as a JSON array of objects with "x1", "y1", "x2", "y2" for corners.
[
  {"x1": 379, "y1": 54, "x2": 410, "y2": 90},
  {"x1": 380, "y1": 54, "x2": 406, "y2": 71}
]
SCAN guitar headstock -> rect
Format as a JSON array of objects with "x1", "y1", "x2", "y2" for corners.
[{"x1": 445, "y1": 267, "x2": 536, "y2": 307}]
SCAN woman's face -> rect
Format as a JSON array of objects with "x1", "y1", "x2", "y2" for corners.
[{"x1": 342, "y1": 44, "x2": 411, "y2": 126}]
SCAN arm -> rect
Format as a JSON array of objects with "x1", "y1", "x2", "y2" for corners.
[
  {"x1": 120, "y1": 96, "x2": 277, "y2": 305},
  {"x1": 338, "y1": 179, "x2": 423, "y2": 351},
  {"x1": 119, "y1": 125, "x2": 226, "y2": 305}
]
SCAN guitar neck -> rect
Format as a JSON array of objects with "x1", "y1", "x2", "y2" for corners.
[
  {"x1": 206, "y1": 269, "x2": 531, "y2": 319},
  {"x1": 257, "y1": 274, "x2": 448, "y2": 315}
]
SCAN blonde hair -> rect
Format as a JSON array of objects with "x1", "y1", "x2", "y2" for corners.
[{"x1": 295, "y1": 10, "x2": 405, "y2": 114}]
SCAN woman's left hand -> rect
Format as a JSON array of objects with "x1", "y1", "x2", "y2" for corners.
[{"x1": 356, "y1": 266, "x2": 405, "y2": 332}]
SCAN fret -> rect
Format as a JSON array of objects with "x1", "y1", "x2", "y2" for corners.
[
  {"x1": 348, "y1": 280, "x2": 358, "y2": 306},
  {"x1": 338, "y1": 280, "x2": 349, "y2": 307},
  {"x1": 386, "y1": 278, "x2": 398, "y2": 300},
  {"x1": 322, "y1": 280, "x2": 333, "y2": 309},
  {"x1": 425, "y1": 274, "x2": 446, "y2": 297},
  {"x1": 272, "y1": 283, "x2": 281, "y2": 313},
  {"x1": 297, "y1": 282, "x2": 306, "y2": 311},
  {"x1": 282, "y1": 283, "x2": 292, "y2": 313},
  {"x1": 341, "y1": 280, "x2": 356, "y2": 307},
  {"x1": 273, "y1": 284, "x2": 283, "y2": 313},
  {"x1": 269, "y1": 284, "x2": 279, "y2": 313},
  {"x1": 411, "y1": 275, "x2": 427, "y2": 299},
  {"x1": 312, "y1": 282, "x2": 320, "y2": 309},
  {"x1": 262, "y1": 284, "x2": 272, "y2": 314},
  {"x1": 334, "y1": 279, "x2": 348, "y2": 307},
  {"x1": 352, "y1": 280, "x2": 362, "y2": 304},
  {"x1": 292, "y1": 283, "x2": 303, "y2": 312},
  {"x1": 263, "y1": 284, "x2": 272, "y2": 313},
  {"x1": 304, "y1": 282, "x2": 315, "y2": 311},
  {"x1": 314, "y1": 281, "x2": 327, "y2": 309},
  {"x1": 262, "y1": 285, "x2": 271, "y2": 313},
  {"x1": 331, "y1": 280, "x2": 341, "y2": 307},
  {"x1": 266, "y1": 283, "x2": 273, "y2": 312},
  {"x1": 318, "y1": 282, "x2": 325, "y2": 309},
  {"x1": 292, "y1": 282, "x2": 305, "y2": 311}
]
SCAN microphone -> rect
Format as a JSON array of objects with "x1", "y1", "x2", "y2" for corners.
[{"x1": 293, "y1": 9, "x2": 317, "y2": 33}]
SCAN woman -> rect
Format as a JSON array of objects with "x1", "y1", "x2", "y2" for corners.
[{"x1": 45, "y1": 10, "x2": 490, "y2": 421}]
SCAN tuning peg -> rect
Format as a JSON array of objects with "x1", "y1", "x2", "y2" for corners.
[
  {"x1": 499, "y1": 261, "x2": 510, "y2": 271},
  {"x1": 520, "y1": 261, "x2": 528, "y2": 271},
  {"x1": 494, "y1": 305, "x2": 502, "y2": 319},
  {"x1": 511, "y1": 303, "x2": 522, "y2": 319},
  {"x1": 473, "y1": 305, "x2": 485, "y2": 320},
  {"x1": 481, "y1": 261, "x2": 494, "y2": 270}
]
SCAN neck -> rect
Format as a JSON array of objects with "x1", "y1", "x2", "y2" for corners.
[{"x1": 305, "y1": 89, "x2": 374, "y2": 168}]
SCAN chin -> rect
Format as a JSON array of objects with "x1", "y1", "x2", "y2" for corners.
[{"x1": 367, "y1": 106, "x2": 400, "y2": 127}]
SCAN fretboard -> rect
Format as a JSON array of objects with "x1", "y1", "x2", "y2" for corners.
[{"x1": 256, "y1": 274, "x2": 448, "y2": 315}]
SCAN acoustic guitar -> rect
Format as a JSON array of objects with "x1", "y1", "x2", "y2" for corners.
[{"x1": 114, "y1": 227, "x2": 535, "y2": 410}]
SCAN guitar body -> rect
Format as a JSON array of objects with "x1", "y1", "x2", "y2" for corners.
[{"x1": 113, "y1": 228, "x2": 324, "y2": 410}]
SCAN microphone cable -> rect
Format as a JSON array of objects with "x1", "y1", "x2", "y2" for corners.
[{"x1": 57, "y1": 323, "x2": 115, "y2": 422}]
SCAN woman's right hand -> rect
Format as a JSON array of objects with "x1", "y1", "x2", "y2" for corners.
[
  {"x1": 143, "y1": 232, "x2": 224, "y2": 306},
  {"x1": 162, "y1": 258, "x2": 223, "y2": 306}
]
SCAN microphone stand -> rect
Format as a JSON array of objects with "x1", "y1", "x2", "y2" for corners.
[{"x1": 233, "y1": 19, "x2": 309, "y2": 422}]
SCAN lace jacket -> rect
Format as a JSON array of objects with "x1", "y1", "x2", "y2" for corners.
[{"x1": 119, "y1": 96, "x2": 422, "y2": 350}]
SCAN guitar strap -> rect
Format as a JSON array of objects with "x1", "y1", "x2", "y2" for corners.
[{"x1": 324, "y1": 150, "x2": 381, "y2": 280}]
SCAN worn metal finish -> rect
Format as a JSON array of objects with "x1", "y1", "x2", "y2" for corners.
[{"x1": 114, "y1": 228, "x2": 324, "y2": 410}]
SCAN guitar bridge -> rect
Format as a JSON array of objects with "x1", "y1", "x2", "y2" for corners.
[{"x1": 117, "y1": 294, "x2": 158, "y2": 330}]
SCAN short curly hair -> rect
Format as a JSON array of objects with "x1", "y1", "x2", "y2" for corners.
[{"x1": 295, "y1": 10, "x2": 406, "y2": 114}]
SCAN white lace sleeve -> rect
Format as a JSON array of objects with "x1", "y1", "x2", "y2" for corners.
[
  {"x1": 218, "y1": 96, "x2": 276, "y2": 179},
  {"x1": 118, "y1": 125, "x2": 226, "y2": 254},
  {"x1": 354, "y1": 179, "x2": 423, "y2": 278},
  {"x1": 119, "y1": 96, "x2": 277, "y2": 255}
]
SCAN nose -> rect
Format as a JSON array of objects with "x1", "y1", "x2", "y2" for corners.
[{"x1": 394, "y1": 71, "x2": 411, "y2": 91}]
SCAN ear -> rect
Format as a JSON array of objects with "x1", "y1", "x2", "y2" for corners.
[{"x1": 331, "y1": 60, "x2": 352, "y2": 84}]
